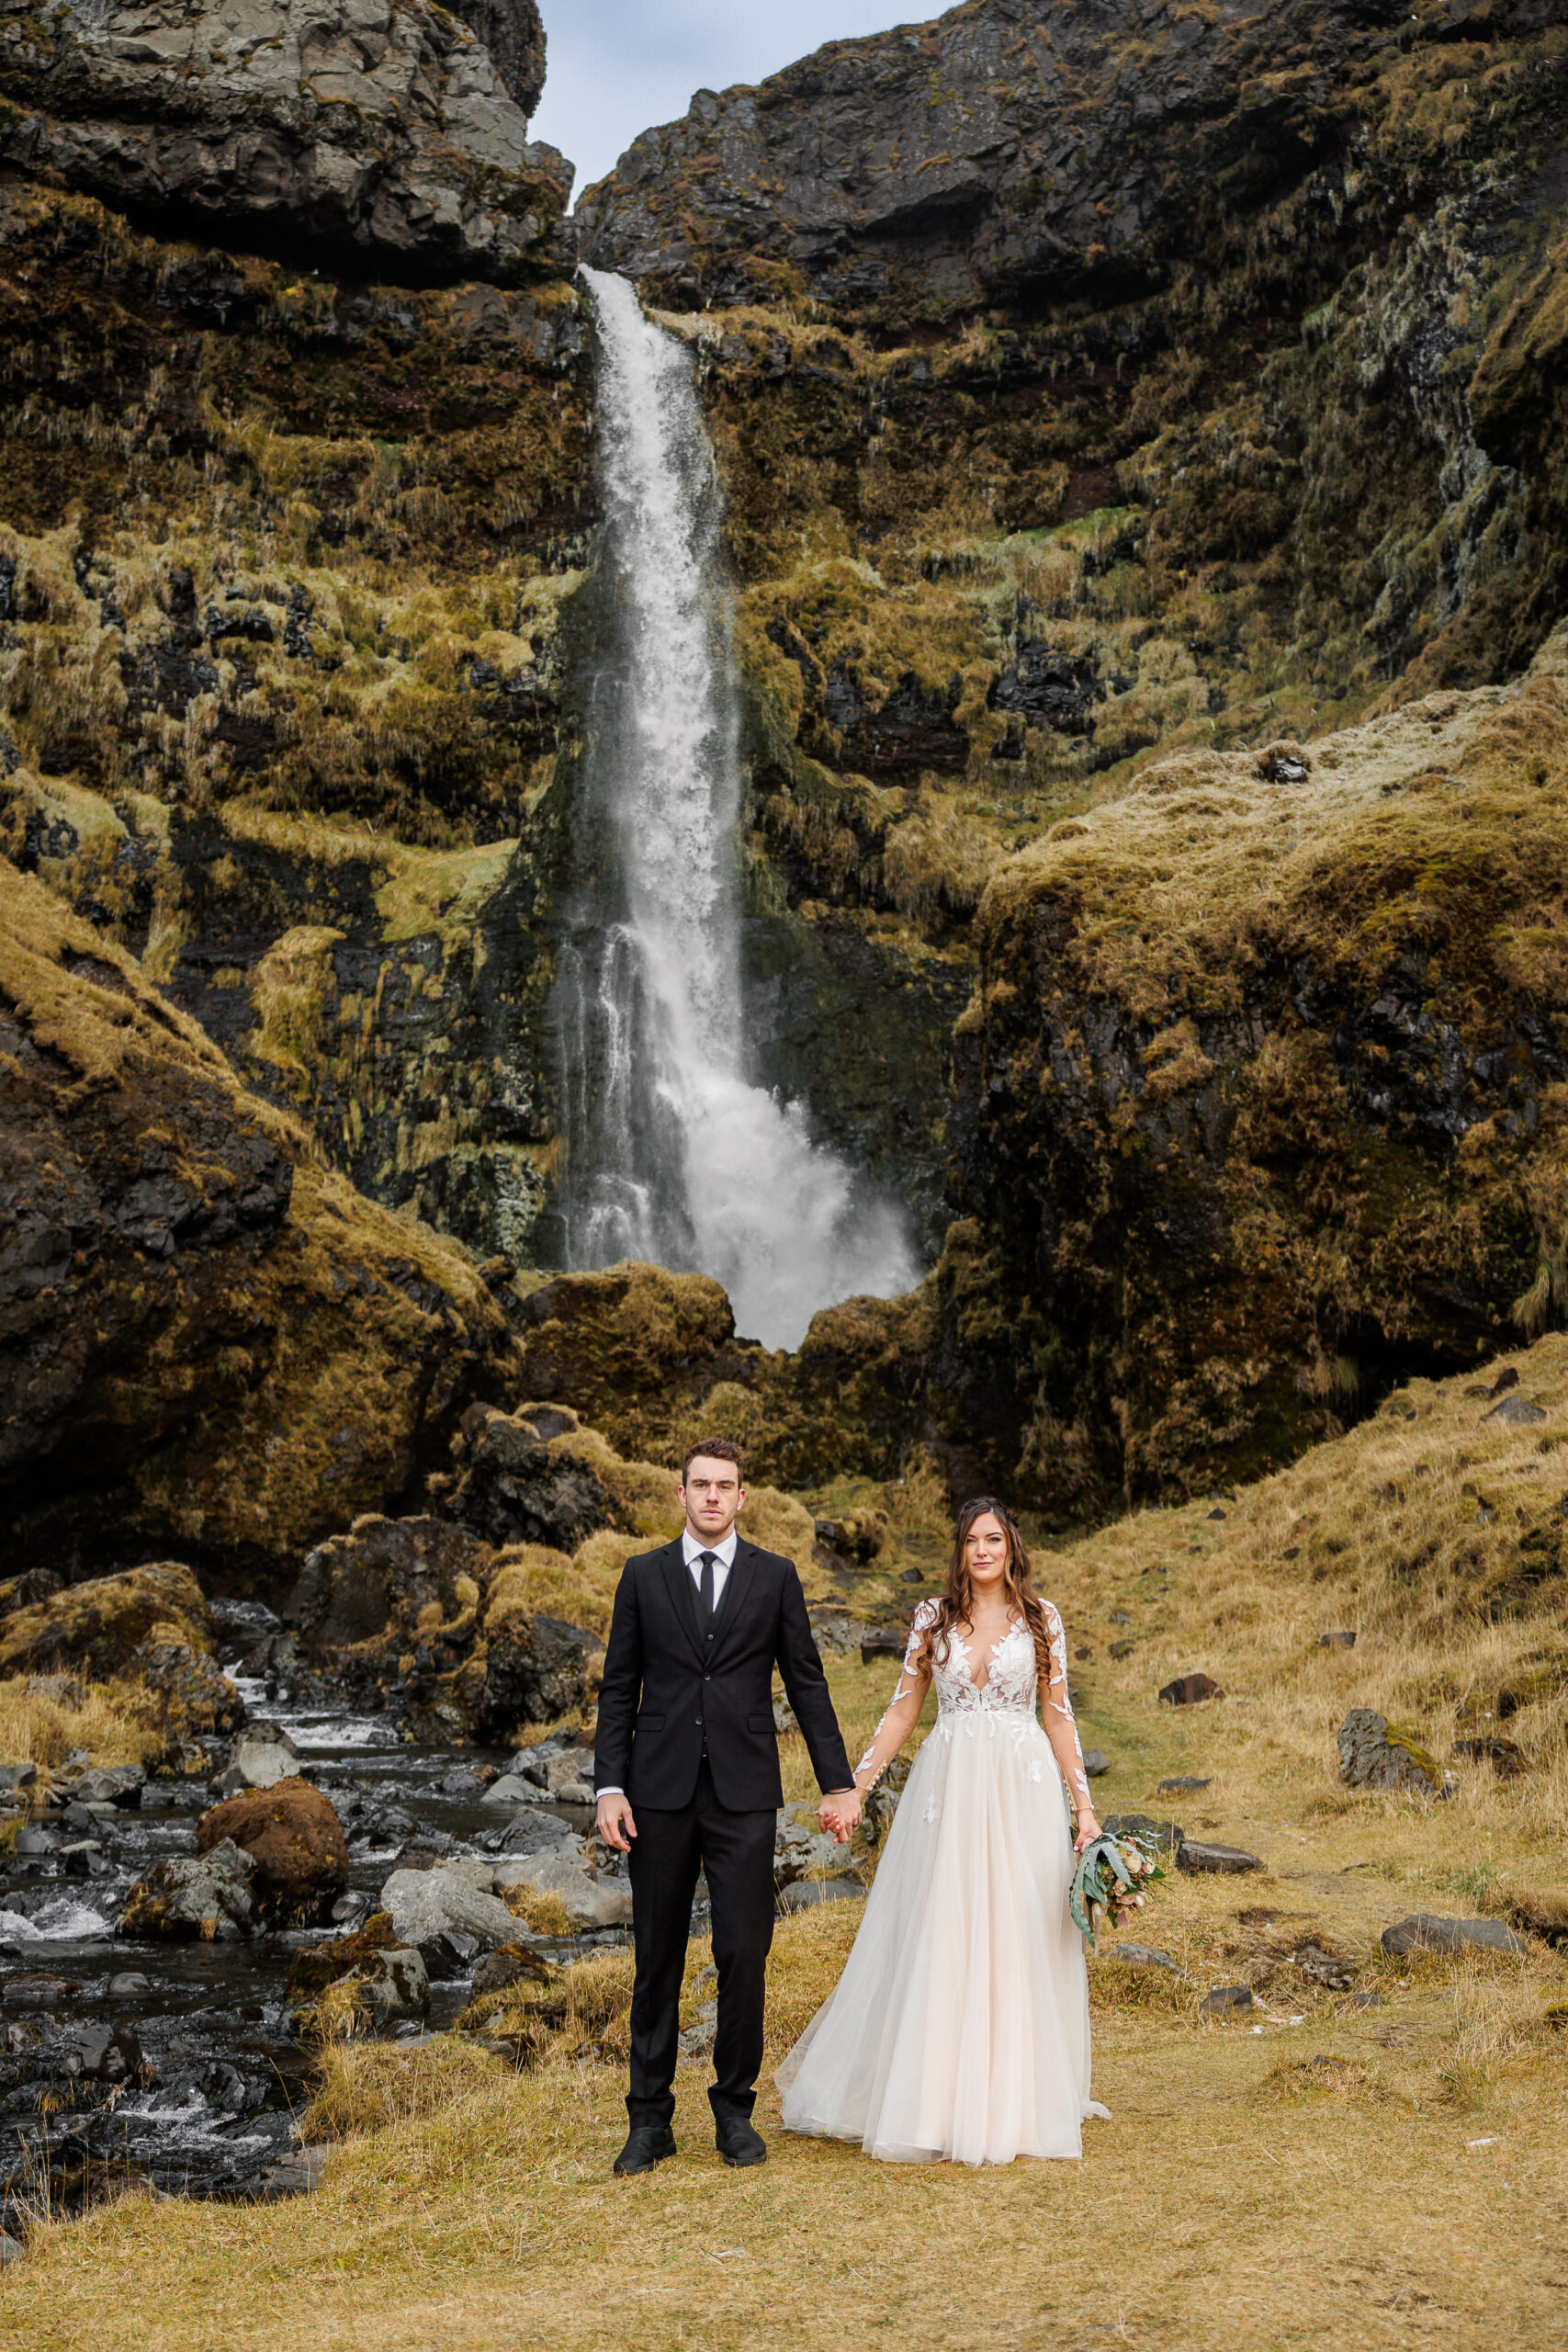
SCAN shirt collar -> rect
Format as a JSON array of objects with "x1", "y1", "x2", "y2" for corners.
[{"x1": 682, "y1": 1527, "x2": 739, "y2": 1568}]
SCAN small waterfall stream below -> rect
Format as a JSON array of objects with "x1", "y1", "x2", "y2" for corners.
[{"x1": 557, "y1": 270, "x2": 918, "y2": 1349}]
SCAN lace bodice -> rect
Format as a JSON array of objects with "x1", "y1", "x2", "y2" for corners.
[
  {"x1": 854, "y1": 1597, "x2": 1094, "y2": 1812},
  {"x1": 922, "y1": 1610, "x2": 1040, "y2": 1717}
]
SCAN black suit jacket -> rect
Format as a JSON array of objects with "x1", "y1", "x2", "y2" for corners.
[{"x1": 593, "y1": 1536, "x2": 853, "y2": 1812}]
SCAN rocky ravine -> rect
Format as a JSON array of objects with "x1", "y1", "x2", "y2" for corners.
[{"x1": 6, "y1": 0, "x2": 1568, "y2": 1543}]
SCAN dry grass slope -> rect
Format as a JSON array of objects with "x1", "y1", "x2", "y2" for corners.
[{"x1": 5, "y1": 1329, "x2": 1567, "y2": 2346}]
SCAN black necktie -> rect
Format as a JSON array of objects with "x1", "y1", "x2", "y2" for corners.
[{"x1": 697, "y1": 1551, "x2": 716, "y2": 1638}]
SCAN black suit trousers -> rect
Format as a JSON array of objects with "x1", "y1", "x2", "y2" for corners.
[{"x1": 626, "y1": 1760, "x2": 776, "y2": 2129}]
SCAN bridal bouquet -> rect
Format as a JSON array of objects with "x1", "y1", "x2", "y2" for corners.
[{"x1": 1070, "y1": 1830, "x2": 1166, "y2": 1951}]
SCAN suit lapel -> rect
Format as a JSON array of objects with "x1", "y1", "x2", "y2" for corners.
[
  {"x1": 705, "y1": 1539, "x2": 758, "y2": 1673},
  {"x1": 658, "y1": 1539, "x2": 706, "y2": 1669}
]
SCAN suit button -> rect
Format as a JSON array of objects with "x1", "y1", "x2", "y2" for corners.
[
  {"x1": 695, "y1": 1718, "x2": 703, "y2": 1727},
  {"x1": 704, "y1": 1674, "x2": 711, "y2": 1681}
]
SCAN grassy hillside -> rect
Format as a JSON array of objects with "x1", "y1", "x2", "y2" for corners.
[{"x1": 5, "y1": 1329, "x2": 1565, "y2": 2346}]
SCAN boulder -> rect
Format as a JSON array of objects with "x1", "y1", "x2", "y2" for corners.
[
  {"x1": 378, "y1": 1864, "x2": 522, "y2": 1959},
  {"x1": 445, "y1": 1405, "x2": 615, "y2": 1553},
  {"x1": 135, "y1": 1642, "x2": 246, "y2": 1739},
  {"x1": 774, "y1": 1801, "x2": 855, "y2": 1887},
  {"x1": 197, "y1": 1778, "x2": 349, "y2": 1922},
  {"x1": 354, "y1": 1945, "x2": 431, "y2": 2030},
  {"x1": 471, "y1": 1942, "x2": 553, "y2": 1998},
  {"x1": 210, "y1": 1724, "x2": 300, "y2": 1799},
  {"x1": 480, "y1": 1773, "x2": 547, "y2": 1809},
  {"x1": 118, "y1": 1838, "x2": 256, "y2": 1940},
  {"x1": 1158, "y1": 1777, "x2": 1211, "y2": 1793},
  {"x1": 284, "y1": 1515, "x2": 490, "y2": 1668},
  {"x1": 1110, "y1": 1945, "x2": 1186, "y2": 1976},
  {"x1": 0, "y1": 1562, "x2": 209, "y2": 1681},
  {"x1": 69, "y1": 1764, "x2": 144, "y2": 1809},
  {"x1": 1178, "y1": 1841, "x2": 1265, "y2": 1875},
  {"x1": 1337, "y1": 1710, "x2": 1444, "y2": 1795},
  {"x1": 1200, "y1": 1984, "x2": 1257, "y2": 2018},
  {"x1": 497, "y1": 1811, "x2": 582, "y2": 1860},
  {"x1": 477, "y1": 1593, "x2": 603, "y2": 1737},
  {"x1": 493, "y1": 1848, "x2": 632, "y2": 1930},
  {"x1": 284, "y1": 1912, "x2": 429, "y2": 2030},
  {"x1": 1381, "y1": 1914, "x2": 1528, "y2": 1959},
  {"x1": 0, "y1": 0, "x2": 572, "y2": 288},
  {"x1": 1159, "y1": 1674, "x2": 1224, "y2": 1707}
]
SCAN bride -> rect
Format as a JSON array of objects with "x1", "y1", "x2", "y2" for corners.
[{"x1": 776, "y1": 1495, "x2": 1109, "y2": 2165}]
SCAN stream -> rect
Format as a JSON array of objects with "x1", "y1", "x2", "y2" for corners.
[{"x1": 0, "y1": 1603, "x2": 616, "y2": 2235}]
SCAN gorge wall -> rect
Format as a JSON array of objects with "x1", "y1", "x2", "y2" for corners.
[{"x1": 5, "y1": 0, "x2": 1568, "y2": 1562}]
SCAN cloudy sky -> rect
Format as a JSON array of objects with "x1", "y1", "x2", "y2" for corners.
[{"x1": 531, "y1": 1, "x2": 922, "y2": 200}]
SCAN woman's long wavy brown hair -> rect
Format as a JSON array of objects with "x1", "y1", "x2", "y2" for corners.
[{"x1": 913, "y1": 1496, "x2": 1057, "y2": 1694}]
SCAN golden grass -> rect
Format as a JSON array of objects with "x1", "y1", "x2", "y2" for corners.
[
  {"x1": 0, "y1": 1676, "x2": 164, "y2": 1773},
  {"x1": 501, "y1": 1883, "x2": 575, "y2": 1938}
]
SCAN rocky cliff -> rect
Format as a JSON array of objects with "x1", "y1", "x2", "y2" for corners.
[
  {"x1": 0, "y1": 863, "x2": 524, "y2": 1580},
  {"x1": 0, "y1": 0, "x2": 569, "y2": 282},
  {"x1": 6, "y1": 0, "x2": 1568, "y2": 1541}
]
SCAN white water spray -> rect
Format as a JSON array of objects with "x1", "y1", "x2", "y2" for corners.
[{"x1": 558, "y1": 269, "x2": 918, "y2": 1350}]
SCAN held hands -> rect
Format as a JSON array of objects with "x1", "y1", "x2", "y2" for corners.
[
  {"x1": 1073, "y1": 1812, "x2": 1102, "y2": 1854},
  {"x1": 597, "y1": 1792, "x2": 637, "y2": 1854},
  {"x1": 819, "y1": 1786, "x2": 863, "y2": 1844}
]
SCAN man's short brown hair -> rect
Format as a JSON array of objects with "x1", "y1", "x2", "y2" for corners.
[{"x1": 681, "y1": 1435, "x2": 745, "y2": 1486}]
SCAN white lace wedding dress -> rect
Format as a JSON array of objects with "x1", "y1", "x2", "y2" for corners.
[{"x1": 776, "y1": 1600, "x2": 1109, "y2": 2165}]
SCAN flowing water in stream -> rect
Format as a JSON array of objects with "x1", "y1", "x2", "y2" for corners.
[
  {"x1": 0, "y1": 1606, "x2": 609, "y2": 2228},
  {"x1": 555, "y1": 268, "x2": 918, "y2": 1350}
]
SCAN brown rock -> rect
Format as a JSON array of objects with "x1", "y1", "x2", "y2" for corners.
[
  {"x1": 1159, "y1": 1673, "x2": 1224, "y2": 1707},
  {"x1": 197, "y1": 1777, "x2": 348, "y2": 1923}
]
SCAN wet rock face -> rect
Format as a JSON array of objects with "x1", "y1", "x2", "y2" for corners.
[
  {"x1": 0, "y1": 0, "x2": 572, "y2": 286},
  {"x1": 579, "y1": 0, "x2": 1479, "y2": 322}
]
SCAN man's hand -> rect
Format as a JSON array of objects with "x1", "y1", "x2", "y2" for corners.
[
  {"x1": 597, "y1": 1792, "x2": 637, "y2": 1853},
  {"x1": 819, "y1": 1787, "x2": 862, "y2": 1844}
]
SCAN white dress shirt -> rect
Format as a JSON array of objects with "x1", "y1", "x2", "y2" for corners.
[{"x1": 597, "y1": 1527, "x2": 739, "y2": 1799}]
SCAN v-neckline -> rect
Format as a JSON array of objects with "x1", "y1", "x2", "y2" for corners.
[{"x1": 950, "y1": 1614, "x2": 1022, "y2": 1694}]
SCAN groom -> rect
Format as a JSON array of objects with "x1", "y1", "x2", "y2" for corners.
[{"x1": 594, "y1": 1435, "x2": 862, "y2": 2175}]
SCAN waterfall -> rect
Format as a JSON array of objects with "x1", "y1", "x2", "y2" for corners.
[{"x1": 556, "y1": 268, "x2": 918, "y2": 1351}]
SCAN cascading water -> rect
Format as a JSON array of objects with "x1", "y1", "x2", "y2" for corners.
[{"x1": 556, "y1": 269, "x2": 918, "y2": 1351}]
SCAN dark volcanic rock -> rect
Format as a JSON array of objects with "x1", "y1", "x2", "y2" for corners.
[
  {"x1": 478, "y1": 1610, "x2": 601, "y2": 1736},
  {"x1": 1159, "y1": 1674, "x2": 1224, "y2": 1708},
  {"x1": 0, "y1": 0, "x2": 572, "y2": 287},
  {"x1": 1380, "y1": 1913, "x2": 1527, "y2": 1959},
  {"x1": 446, "y1": 1406, "x2": 615, "y2": 1551},
  {"x1": 286, "y1": 1516, "x2": 491, "y2": 1665},
  {"x1": 580, "y1": 0, "x2": 1461, "y2": 323},
  {"x1": 446, "y1": 0, "x2": 547, "y2": 117}
]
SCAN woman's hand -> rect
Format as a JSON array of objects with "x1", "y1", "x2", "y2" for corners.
[{"x1": 1073, "y1": 1814, "x2": 1101, "y2": 1853}]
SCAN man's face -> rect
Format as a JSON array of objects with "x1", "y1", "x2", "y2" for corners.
[{"x1": 679, "y1": 1456, "x2": 746, "y2": 1541}]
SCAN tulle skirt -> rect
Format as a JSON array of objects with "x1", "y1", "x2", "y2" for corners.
[{"x1": 775, "y1": 1710, "x2": 1109, "y2": 2165}]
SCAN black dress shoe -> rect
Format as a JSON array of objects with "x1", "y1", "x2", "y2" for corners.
[
  {"x1": 614, "y1": 2123, "x2": 677, "y2": 2177},
  {"x1": 715, "y1": 2113, "x2": 767, "y2": 2167}
]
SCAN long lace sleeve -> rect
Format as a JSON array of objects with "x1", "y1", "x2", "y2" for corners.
[
  {"x1": 1040, "y1": 1600, "x2": 1094, "y2": 1816},
  {"x1": 852, "y1": 1602, "x2": 935, "y2": 1790}
]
